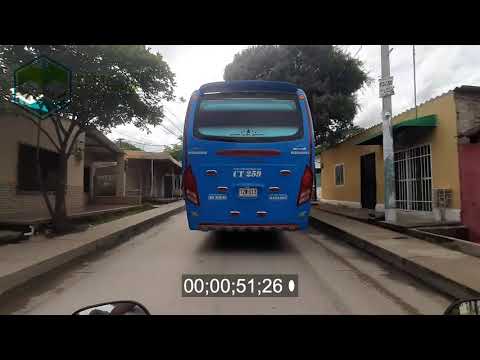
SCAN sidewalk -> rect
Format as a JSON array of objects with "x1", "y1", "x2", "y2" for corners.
[
  {"x1": 314, "y1": 201, "x2": 384, "y2": 221},
  {"x1": 309, "y1": 207, "x2": 480, "y2": 299},
  {"x1": 0, "y1": 201, "x2": 185, "y2": 297},
  {"x1": 314, "y1": 201, "x2": 461, "y2": 228}
]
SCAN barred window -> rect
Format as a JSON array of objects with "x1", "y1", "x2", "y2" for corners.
[{"x1": 335, "y1": 164, "x2": 344, "y2": 186}]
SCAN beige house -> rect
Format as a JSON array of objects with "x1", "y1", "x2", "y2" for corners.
[
  {"x1": 123, "y1": 150, "x2": 182, "y2": 200},
  {"x1": 0, "y1": 103, "x2": 181, "y2": 223}
]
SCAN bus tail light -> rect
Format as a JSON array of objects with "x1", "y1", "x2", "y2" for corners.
[
  {"x1": 183, "y1": 166, "x2": 200, "y2": 206},
  {"x1": 297, "y1": 166, "x2": 313, "y2": 206}
]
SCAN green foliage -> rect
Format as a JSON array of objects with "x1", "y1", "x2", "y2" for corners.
[
  {"x1": 224, "y1": 45, "x2": 370, "y2": 148},
  {"x1": 164, "y1": 142, "x2": 183, "y2": 162},
  {"x1": 315, "y1": 124, "x2": 364, "y2": 154},
  {"x1": 115, "y1": 139, "x2": 142, "y2": 151},
  {"x1": 0, "y1": 45, "x2": 176, "y2": 133}
]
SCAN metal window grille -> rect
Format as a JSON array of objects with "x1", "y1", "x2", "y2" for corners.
[
  {"x1": 335, "y1": 164, "x2": 344, "y2": 186},
  {"x1": 394, "y1": 144, "x2": 432, "y2": 211}
]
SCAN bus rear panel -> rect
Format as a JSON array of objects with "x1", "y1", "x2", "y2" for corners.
[{"x1": 183, "y1": 81, "x2": 315, "y2": 231}]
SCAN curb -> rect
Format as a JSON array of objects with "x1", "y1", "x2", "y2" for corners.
[
  {"x1": 314, "y1": 206, "x2": 383, "y2": 222},
  {"x1": 0, "y1": 204, "x2": 185, "y2": 297},
  {"x1": 314, "y1": 205, "x2": 477, "y2": 258},
  {"x1": 309, "y1": 215, "x2": 480, "y2": 300}
]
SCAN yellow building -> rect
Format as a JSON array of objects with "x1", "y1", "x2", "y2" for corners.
[{"x1": 318, "y1": 86, "x2": 480, "y2": 223}]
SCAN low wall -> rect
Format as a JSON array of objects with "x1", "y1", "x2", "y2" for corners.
[{"x1": 0, "y1": 183, "x2": 85, "y2": 219}]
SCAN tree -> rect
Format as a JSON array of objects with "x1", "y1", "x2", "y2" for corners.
[
  {"x1": 0, "y1": 45, "x2": 176, "y2": 232},
  {"x1": 115, "y1": 139, "x2": 142, "y2": 151},
  {"x1": 165, "y1": 140, "x2": 182, "y2": 162},
  {"x1": 224, "y1": 45, "x2": 370, "y2": 149}
]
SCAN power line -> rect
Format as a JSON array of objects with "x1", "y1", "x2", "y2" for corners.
[
  {"x1": 164, "y1": 106, "x2": 179, "y2": 119},
  {"x1": 413, "y1": 45, "x2": 418, "y2": 121},
  {"x1": 116, "y1": 138, "x2": 165, "y2": 148},
  {"x1": 113, "y1": 122, "x2": 179, "y2": 142},
  {"x1": 162, "y1": 107, "x2": 184, "y2": 135},
  {"x1": 159, "y1": 123, "x2": 181, "y2": 138},
  {"x1": 164, "y1": 107, "x2": 183, "y2": 126},
  {"x1": 163, "y1": 114, "x2": 182, "y2": 134},
  {"x1": 159, "y1": 123, "x2": 178, "y2": 137},
  {"x1": 159, "y1": 114, "x2": 182, "y2": 138},
  {"x1": 353, "y1": 45, "x2": 363, "y2": 58},
  {"x1": 112, "y1": 131, "x2": 151, "y2": 145},
  {"x1": 116, "y1": 139, "x2": 177, "y2": 150},
  {"x1": 112, "y1": 131, "x2": 179, "y2": 149}
]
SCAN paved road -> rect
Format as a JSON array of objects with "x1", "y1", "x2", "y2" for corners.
[{"x1": 0, "y1": 211, "x2": 452, "y2": 315}]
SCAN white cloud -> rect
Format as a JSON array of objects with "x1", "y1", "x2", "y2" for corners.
[{"x1": 109, "y1": 45, "x2": 480, "y2": 148}]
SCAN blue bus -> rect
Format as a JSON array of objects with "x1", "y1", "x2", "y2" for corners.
[{"x1": 182, "y1": 80, "x2": 315, "y2": 231}]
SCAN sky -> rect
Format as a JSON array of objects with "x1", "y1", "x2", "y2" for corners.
[{"x1": 107, "y1": 45, "x2": 480, "y2": 151}]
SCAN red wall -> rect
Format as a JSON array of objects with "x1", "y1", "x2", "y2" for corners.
[{"x1": 459, "y1": 144, "x2": 480, "y2": 243}]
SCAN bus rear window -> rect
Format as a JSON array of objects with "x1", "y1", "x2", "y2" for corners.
[{"x1": 193, "y1": 94, "x2": 303, "y2": 142}]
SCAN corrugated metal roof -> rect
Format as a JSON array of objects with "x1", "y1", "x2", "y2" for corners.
[
  {"x1": 86, "y1": 128, "x2": 123, "y2": 154},
  {"x1": 124, "y1": 150, "x2": 181, "y2": 168}
]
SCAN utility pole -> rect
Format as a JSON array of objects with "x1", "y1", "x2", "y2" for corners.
[
  {"x1": 413, "y1": 45, "x2": 418, "y2": 121},
  {"x1": 380, "y1": 45, "x2": 397, "y2": 224}
]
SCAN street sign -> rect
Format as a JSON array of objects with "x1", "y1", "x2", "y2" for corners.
[{"x1": 379, "y1": 76, "x2": 394, "y2": 98}]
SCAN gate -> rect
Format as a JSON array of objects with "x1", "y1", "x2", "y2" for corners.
[{"x1": 394, "y1": 144, "x2": 432, "y2": 211}]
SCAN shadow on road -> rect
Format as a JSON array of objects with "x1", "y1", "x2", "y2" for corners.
[{"x1": 197, "y1": 230, "x2": 298, "y2": 254}]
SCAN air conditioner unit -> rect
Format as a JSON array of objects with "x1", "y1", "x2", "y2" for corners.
[
  {"x1": 433, "y1": 188, "x2": 452, "y2": 208},
  {"x1": 433, "y1": 188, "x2": 452, "y2": 223}
]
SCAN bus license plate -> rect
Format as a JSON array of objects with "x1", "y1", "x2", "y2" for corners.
[{"x1": 239, "y1": 187, "x2": 257, "y2": 198}]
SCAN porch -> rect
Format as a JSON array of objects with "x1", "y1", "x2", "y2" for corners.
[{"x1": 123, "y1": 150, "x2": 182, "y2": 202}]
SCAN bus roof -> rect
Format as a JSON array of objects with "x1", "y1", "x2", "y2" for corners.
[{"x1": 198, "y1": 81, "x2": 300, "y2": 95}]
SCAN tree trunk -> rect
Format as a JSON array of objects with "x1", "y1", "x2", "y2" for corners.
[
  {"x1": 35, "y1": 121, "x2": 55, "y2": 219},
  {"x1": 52, "y1": 153, "x2": 72, "y2": 233},
  {"x1": 36, "y1": 161, "x2": 54, "y2": 218}
]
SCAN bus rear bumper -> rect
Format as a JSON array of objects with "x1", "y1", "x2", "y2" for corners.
[
  {"x1": 185, "y1": 202, "x2": 311, "y2": 231},
  {"x1": 197, "y1": 224, "x2": 301, "y2": 231}
]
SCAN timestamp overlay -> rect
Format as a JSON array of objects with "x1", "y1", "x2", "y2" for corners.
[{"x1": 182, "y1": 274, "x2": 298, "y2": 297}]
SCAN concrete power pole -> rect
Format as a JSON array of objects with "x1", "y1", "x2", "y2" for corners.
[{"x1": 380, "y1": 45, "x2": 397, "y2": 224}]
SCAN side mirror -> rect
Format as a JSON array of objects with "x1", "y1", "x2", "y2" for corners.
[
  {"x1": 73, "y1": 301, "x2": 150, "y2": 315},
  {"x1": 444, "y1": 298, "x2": 480, "y2": 315}
]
